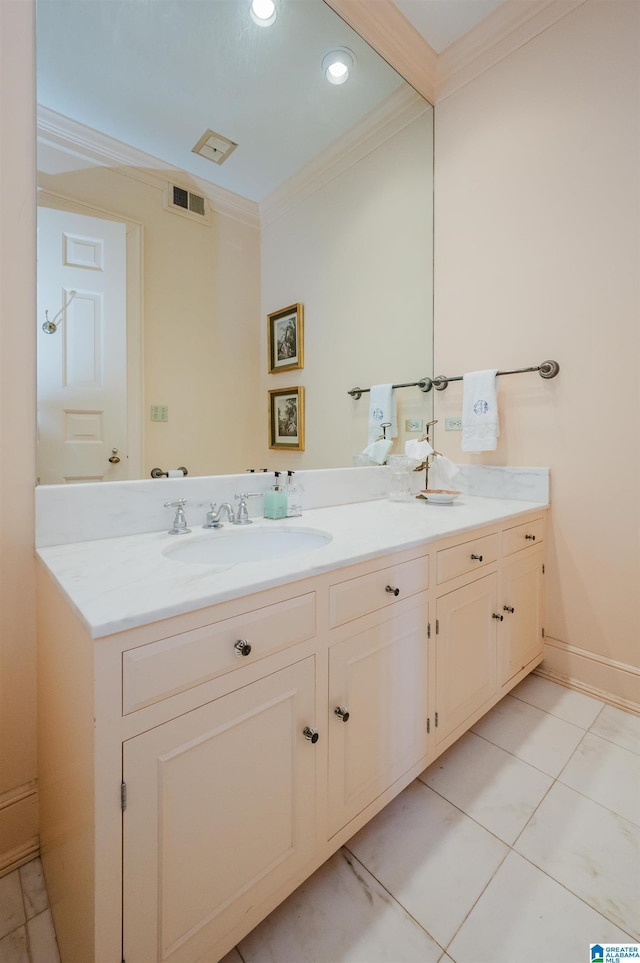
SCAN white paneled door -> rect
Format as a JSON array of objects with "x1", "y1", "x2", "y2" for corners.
[{"x1": 37, "y1": 208, "x2": 128, "y2": 483}]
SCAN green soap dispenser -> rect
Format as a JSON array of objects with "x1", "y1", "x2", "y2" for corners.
[{"x1": 264, "y1": 471, "x2": 287, "y2": 519}]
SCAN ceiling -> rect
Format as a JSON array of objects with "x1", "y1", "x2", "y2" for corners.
[{"x1": 37, "y1": 0, "x2": 507, "y2": 203}]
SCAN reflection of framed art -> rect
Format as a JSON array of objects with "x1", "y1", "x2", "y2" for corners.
[
  {"x1": 269, "y1": 386, "x2": 305, "y2": 451},
  {"x1": 267, "y1": 303, "x2": 304, "y2": 373}
]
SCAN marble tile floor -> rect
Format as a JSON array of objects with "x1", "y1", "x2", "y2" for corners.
[
  {"x1": 1, "y1": 677, "x2": 638, "y2": 963},
  {"x1": 0, "y1": 859, "x2": 59, "y2": 963},
  {"x1": 228, "y1": 677, "x2": 639, "y2": 963}
]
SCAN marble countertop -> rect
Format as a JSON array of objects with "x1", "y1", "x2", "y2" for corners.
[{"x1": 36, "y1": 495, "x2": 548, "y2": 639}]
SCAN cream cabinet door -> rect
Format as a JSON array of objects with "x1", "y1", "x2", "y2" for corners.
[
  {"x1": 499, "y1": 547, "x2": 545, "y2": 685},
  {"x1": 122, "y1": 657, "x2": 317, "y2": 963},
  {"x1": 435, "y1": 574, "x2": 498, "y2": 748},
  {"x1": 328, "y1": 606, "x2": 429, "y2": 837}
]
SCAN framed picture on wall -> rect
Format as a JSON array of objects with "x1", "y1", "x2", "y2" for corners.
[
  {"x1": 269, "y1": 386, "x2": 305, "y2": 451},
  {"x1": 267, "y1": 303, "x2": 304, "y2": 373}
]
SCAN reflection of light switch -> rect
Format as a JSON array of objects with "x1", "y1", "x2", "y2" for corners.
[
  {"x1": 151, "y1": 405, "x2": 168, "y2": 422},
  {"x1": 405, "y1": 418, "x2": 424, "y2": 432}
]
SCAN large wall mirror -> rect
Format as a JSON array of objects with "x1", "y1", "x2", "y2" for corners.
[{"x1": 36, "y1": 0, "x2": 434, "y2": 484}]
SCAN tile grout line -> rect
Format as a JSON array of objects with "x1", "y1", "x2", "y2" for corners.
[{"x1": 340, "y1": 845, "x2": 448, "y2": 957}]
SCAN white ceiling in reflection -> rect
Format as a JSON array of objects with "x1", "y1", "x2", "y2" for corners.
[{"x1": 37, "y1": 0, "x2": 508, "y2": 202}]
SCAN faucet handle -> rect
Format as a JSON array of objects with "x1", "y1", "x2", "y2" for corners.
[
  {"x1": 164, "y1": 498, "x2": 191, "y2": 535},
  {"x1": 233, "y1": 492, "x2": 262, "y2": 526}
]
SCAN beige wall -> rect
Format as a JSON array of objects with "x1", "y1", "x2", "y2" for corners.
[
  {"x1": 38, "y1": 167, "x2": 262, "y2": 478},
  {"x1": 260, "y1": 109, "x2": 434, "y2": 469},
  {"x1": 433, "y1": 0, "x2": 640, "y2": 707},
  {"x1": 0, "y1": 0, "x2": 39, "y2": 874}
]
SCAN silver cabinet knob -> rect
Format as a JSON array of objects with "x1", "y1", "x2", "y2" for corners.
[
  {"x1": 492, "y1": 613, "x2": 504, "y2": 621},
  {"x1": 334, "y1": 706, "x2": 350, "y2": 722},
  {"x1": 385, "y1": 585, "x2": 400, "y2": 596},
  {"x1": 234, "y1": 639, "x2": 252, "y2": 657},
  {"x1": 302, "y1": 727, "x2": 319, "y2": 743},
  {"x1": 525, "y1": 534, "x2": 536, "y2": 541},
  {"x1": 503, "y1": 605, "x2": 515, "y2": 614},
  {"x1": 470, "y1": 553, "x2": 483, "y2": 562}
]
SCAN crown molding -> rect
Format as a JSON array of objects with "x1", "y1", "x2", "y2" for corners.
[
  {"x1": 36, "y1": 106, "x2": 260, "y2": 228},
  {"x1": 260, "y1": 85, "x2": 430, "y2": 228},
  {"x1": 435, "y1": 0, "x2": 588, "y2": 100},
  {"x1": 325, "y1": 0, "x2": 588, "y2": 105},
  {"x1": 324, "y1": 0, "x2": 438, "y2": 104}
]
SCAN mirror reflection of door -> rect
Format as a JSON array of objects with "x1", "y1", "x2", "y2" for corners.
[{"x1": 37, "y1": 208, "x2": 128, "y2": 483}]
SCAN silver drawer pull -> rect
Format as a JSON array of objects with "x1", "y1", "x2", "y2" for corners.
[
  {"x1": 334, "y1": 706, "x2": 350, "y2": 722},
  {"x1": 385, "y1": 585, "x2": 400, "y2": 596},
  {"x1": 470, "y1": 554, "x2": 483, "y2": 562},
  {"x1": 525, "y1": 534, "x2": 536, "y2": 541},
  {"x1": 234, "y1": 639, "x2": 252, "y2": 657},
  {"x1": 303, "y1": 727, "x2": 319, "y2": 744}
]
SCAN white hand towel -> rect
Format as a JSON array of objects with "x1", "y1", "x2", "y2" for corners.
[
  {"x1": 428, "y1": 454, "x2": 460, "y2": 490},
  {"x1": 405, "y1": 439, "x2": 434, "y2": 468},
  {"x1": 362, "y1": 438, "x2": 393, "y2": 465},
  {"x1": 368, "y1": 384, "x2": 397, "y2": 444},
  {"x1": 462, "y1": 369, "x2": 500, "y2": 452}
]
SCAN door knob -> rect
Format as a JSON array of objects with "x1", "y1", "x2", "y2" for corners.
[{"x1": 108, "y1": 447, "x2": 121, "y2": 464}]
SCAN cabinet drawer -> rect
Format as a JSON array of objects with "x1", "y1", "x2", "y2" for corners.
[
  {"x1": 502, "y1": 517, "x2": 545, "y2": 556},
  {"x1": 122, "y1": 593, "x2": 316, "y2": 714},
  {"x1": 329, "y1": 556, "x2": 428, "y2": 628},
  {"x1": 436, "y1": 533, "x2": 498, "y2": 583}
]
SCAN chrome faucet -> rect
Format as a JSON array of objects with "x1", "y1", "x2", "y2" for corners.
[
  {"x1": 233, "y1": 492, "x2": 262, "y2": 525},
  {"x1": 203, "y1": 502, "x2": 235, "y2": 529},
  {"x1": 164, "y1": 498, "x2": 191, "y2": 534}
]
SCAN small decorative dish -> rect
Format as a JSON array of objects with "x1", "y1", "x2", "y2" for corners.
[{"x1": 418, "y1": 489, "x2": 461, "y2": 504}]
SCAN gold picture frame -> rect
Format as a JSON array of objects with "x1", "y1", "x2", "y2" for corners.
[
  {"x1": 268, "y1": 386, "x2": 305, "y2": 451},
  {"x1": 267, "y1": 303, "x2": 304, "y2": 373}
]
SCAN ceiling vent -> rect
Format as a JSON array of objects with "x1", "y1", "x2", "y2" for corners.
[{"x1": 192, "y1": 128, "x2": 238, "y2": 165}]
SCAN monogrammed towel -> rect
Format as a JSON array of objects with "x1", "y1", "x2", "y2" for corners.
[{"x1": 461, "y1": 369, "x2": 499, "y2": 452}]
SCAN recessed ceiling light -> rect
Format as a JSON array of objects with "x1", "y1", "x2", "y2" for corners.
[
  {"x1": 322, "y1": 48, "x2": 355, "y2": 85},
  {"x1": 250, "y1": 0, "x2": 276, "y2": 27}
]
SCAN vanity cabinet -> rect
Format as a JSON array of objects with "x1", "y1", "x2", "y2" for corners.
[
  {"x1": 328, "y1": 599, "x2": 430, "y2": 836},
  {"x1": 499, "y1": 546, "x2": 545, "y2": 685},
  {"x1": 122, "y1": 657, "x2": 317, "y2": 963},
  {"x1": 36, "y1": 509, "x2": 546, "y2": 963},
  {"x1": 432, "y1": 516, "x2": 546, "y2": 752},
  {"x1": 434, "y1": 574, "x2": 498, "y2": 749}
]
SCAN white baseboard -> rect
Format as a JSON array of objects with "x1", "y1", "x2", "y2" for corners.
[{"x1": 538, "y1": 637, "x2": 640, "y2": 716}]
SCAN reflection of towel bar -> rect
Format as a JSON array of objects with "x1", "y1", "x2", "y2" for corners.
[
  {"x1": 150, "y1": 467, "x2": 188, "y2": 478},
  {"x1": 347, "y1": 378, "x2": 431, "y2": 400},
  {"x1": 348, "y1": 361, "x2": 559, "y2": 398}
]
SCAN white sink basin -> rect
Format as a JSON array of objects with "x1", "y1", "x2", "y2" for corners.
[{"x1": 163, "y1": 527, "x2": 332, "y2": 565}]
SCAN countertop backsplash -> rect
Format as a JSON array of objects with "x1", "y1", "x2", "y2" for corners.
[{"x1": 35, "y1": 465, "x2": 549, "y2": 548}]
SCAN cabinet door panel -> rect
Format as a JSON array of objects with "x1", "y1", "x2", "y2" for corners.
[
  {"x1": 499, "y1": 548, "x2": 545, "y2": 684},
  {"x1": 328, "y1": 608, "x2": 429, "y2": 836},
  {"x1": 123, "y1": 658, "x2": 316, "y2": 963},
  {"x1": 435, "y1": 575, "x2": 497, "y2": 746}
]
